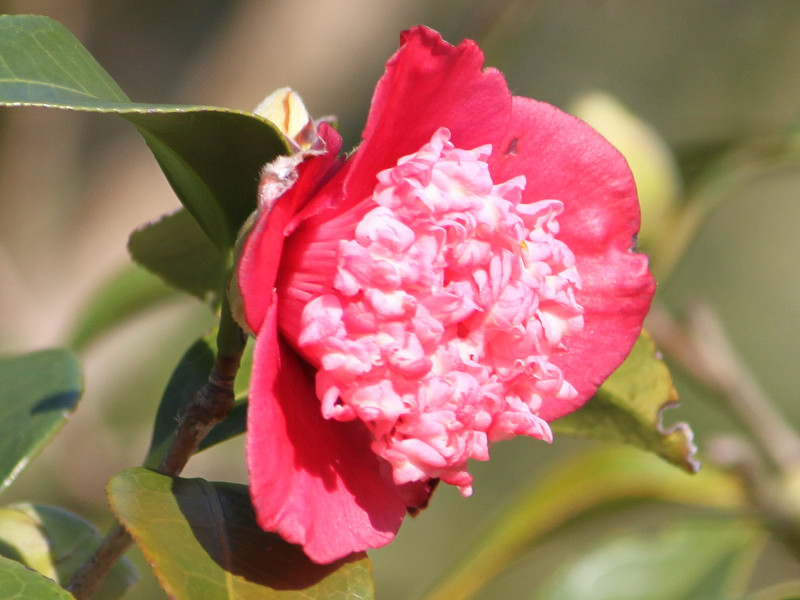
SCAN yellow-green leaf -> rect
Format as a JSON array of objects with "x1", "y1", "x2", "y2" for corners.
[
  {"x1": 0, "y1": 504, "x2": 137, "y2": 600},
  {"x1": 0, "y1": 554, "x2": 73, "y2": 599},
  {"x1": 553, "y1": 332, "x2": 698, "y2": 472},
  {"x1": 108, "y1": 468, "x2": 375, "y2": 599}
]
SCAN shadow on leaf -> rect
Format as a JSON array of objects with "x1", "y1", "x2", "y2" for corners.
[{"x1": 170, "y1": 477, "x2": 355, "y2": 589}]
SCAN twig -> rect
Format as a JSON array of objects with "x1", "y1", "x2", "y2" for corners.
[
  {"x1": 707, "y1": 435, "x2": 800, "y2": 563},
  {"x1": 65, "y1": 343, "x2": 243, "y2": 599},
  {"x1": 63, "y1": 524, "x2": 132, "y2": 600},
  {"x1": 647, "y1": 304, "x2": 800, "y2": 472},
  {"x1": 158, "y1": 352, "x2": 241, "y2": 476}
]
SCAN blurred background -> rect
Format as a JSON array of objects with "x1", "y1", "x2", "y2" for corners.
[{"x1": 3, "y1": 1, "x2": 800, "y2": 598}]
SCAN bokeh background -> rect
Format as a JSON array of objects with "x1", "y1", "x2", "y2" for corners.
[{"x1": 3, "y1": 1, "x2": 800, "y2": 598}]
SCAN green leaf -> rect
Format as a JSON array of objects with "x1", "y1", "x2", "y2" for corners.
[
  {"x1": 0, "y1": 504, "x2": 137, "y2": 600},
  {"x1": 128, "y1": 208, "x2": 227, "y2": 302},
  {"x1": 0, "y1": 14, "x2": 290, "y2": 251},
  {"x1": 421, "y1": 446, "x2": 744, "y2": 600},
  {"x1": 0, "y1": 554, "x2": 74, "y2": 599},
  {"x1": 0, "y1": 349, "x2": 82, "y2": 494},
  {"x1": 553, "y1": 331, "x2": 698, "y2": 472},
  {"x1": 534, "y1": 519, "x2": 760, "y2": 600},
  {"x1": 67, "y1": 265, "x2": 180, "y2": 351},
  {"x1": 108, "y1": 468, "x2": 375, "y2": 600},
  {"x1": 123, "y1": 110, "x2": 287, "y2": 251}
]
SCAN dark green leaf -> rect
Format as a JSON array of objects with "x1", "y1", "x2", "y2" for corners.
[
  {"x1": 553, "y1": 332, "x2": 698, "y2": 472},
  {"x1": 67, "y1": 265, "x2": 180, "y2": 351},
  {"x1": 0, "y1": 14, "x2": 290, "y2": 251},
  {"x1": 108, "y1": 468, "x2": 375, "y2": 600},
  {"x1": 0, "y1": 349, "x2": 81, "y2": 494},
  {"x1": 0, "y1": 554, "x2": 73, "y2": 599},
  {"x1": 421, "y1": 446, "x2": 743, "y2": 600},
  {"x1": 0, "y1": 503, "x2": 137, "y2": 600},
  {"x1": 128, "y1": 208, "x2": 227, "y2": 302},
  {"x1": 124, "y1": 110, "x2": 288, "y2": 251},
  {"x1": 535, "y1": 519, "x2": 760, "y2": 600}
]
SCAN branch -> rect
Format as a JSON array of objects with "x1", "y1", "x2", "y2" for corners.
[
  {"x1": 708, "y1": 436, "x2": 800, "y2": 563},
  {"x1": 66, "y1": 339, "x2": 244, "y2": 599},
  {"x1": 647, "y1": 303, "x2": 800, "y2": 472}
]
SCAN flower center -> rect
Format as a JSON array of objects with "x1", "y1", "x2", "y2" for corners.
[{"x1": 296, "y1": 128, "x2": 584, "y2": 496}]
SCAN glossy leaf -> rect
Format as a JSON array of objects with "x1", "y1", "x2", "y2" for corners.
[
  {"x1": 0, "y1": 503, "x2": 137, "y2": 600},
  {"x1": 421, "y1": 446, "x2": 744, "y2": 600},
  {"x1": 0, "y1": 14, "x2": 290, "y2": 252},
  {"x1": 108, "y1": 468, "x2": 375, "y2": 599},
  {"x1": 0, "y1": 554, "x2": 73, "y2": 600},
  {"x1": 128, "y1": 208, "x2": 227, "y2": 302},
  {"x1": 535, "y1": 519, "x2": 760, "y2": 600},
  {"x1": 553, "y1": 332, "x2": 698, "y2": 472},
  {"x1": 68, "y1": 265, "x2": 180, "y2": 351},
  {"x1": 0, "y1": 349, "x2": 81, "y2": 494}
]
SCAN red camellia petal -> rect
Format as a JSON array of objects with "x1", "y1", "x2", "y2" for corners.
[
  {"x1": 247, "y1": 303, "x2": 408, "y2": 563},
  {"x1": 344, "y1": 26, "x2": 512, "y2": 212},
  {"x1": 238, "y1": 124, "x2": 344, "y2": 335},
  {"x1": 239, "y1": 25, "x2": 655, "y2": 564},
  {"x1": 490, "y1": 97, "x2": 655, "y2": 420}
]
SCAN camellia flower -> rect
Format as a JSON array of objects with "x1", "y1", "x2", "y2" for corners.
[{"x1": 236, "y1": 26, "x2": 655, "y2": 564}]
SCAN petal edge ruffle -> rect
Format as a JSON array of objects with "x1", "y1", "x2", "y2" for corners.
[{"x1": 344, "y1": 25, "x2": 512, "y2": 211}]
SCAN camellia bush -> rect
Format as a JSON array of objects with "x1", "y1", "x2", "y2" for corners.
[{"x1": 2, "y1": 10, "x2": 800, "y2": 600}]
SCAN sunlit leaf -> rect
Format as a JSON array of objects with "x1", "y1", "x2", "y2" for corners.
[
  {"x1": 421, "y1": 446, "x2": 744, "y2": 600},
  {"x1": 535, "y1": 519, "x2": 761, "y2": 600},
  {"x1": 553, "y1": 332, "x2": 698, "y2": 472},
  {"x1": 0, "y1": 554, "x2": 73, "y2": 599},
  {"x1": 108, "y1": 468, "x2": 375, "y2": 599},
  {"x1": 67, "y1": 265, "x2": 179, "y2": 351},
  {"x1": 128, "y1": 208, "x2": 227, "y2": 302},
  {"x1": 0, "y1": 504, "x2": 137, "y2": 600},
  {"x1": 0, "y1": 14, "x2": 289, "y2": 252},
  {"x1": 0, "y1": 350, "x2": 81, "y2": 494}
]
